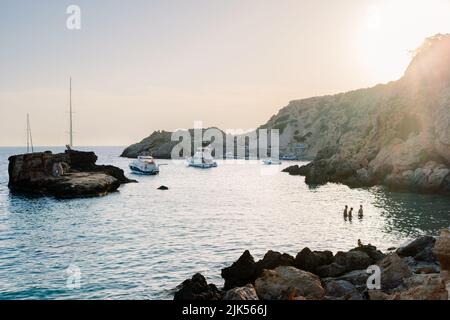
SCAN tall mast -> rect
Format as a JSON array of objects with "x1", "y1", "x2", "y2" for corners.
[
  {"x1": 26, "y1": 114, "x2": 30, "y2": 153},
  {"x1": 27, "y1": 113, "x2": 34, "y2": 153},
  {"x1": 69, "y1": 77, "x2": 73, "y2": 148}
]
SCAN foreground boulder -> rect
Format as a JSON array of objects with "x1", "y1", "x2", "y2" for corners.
[
  {"x1": 324, "y1": 280, "x2": 362, "y2": 300},
  {"x1": 223, "y1": 284, "x2": 259, "y2": 300},
  {"x1": 221, "y1": 250, "x2": 257, "y2": 290},
  {"x1": 8, "y1": 150, "x2": 135, "y2": 198},
  {"x1": 433, "y1": 229, "x2": 450, "y2": 296},
  {"x1": 397, "y1": 236, "x2": 437, "y2": 262},
  {"x1": 350, "y1": 244, "x2": 385, "y2": 263},
  {"x1": 335, "y1": 250, "x2": 372, "y2": 272},
  {"x1": 174, "y1": 273, "x2": 223, "y2": 300},
  {"x1": 254, "y1": 266, "x2": 325, "y2": 300},
  {"x1": 221, "y1": 250, "x2": 295, "y2": 290},
  {"x1": 377, "y1": 253, "x2": 413, "y2": 291},
  {"x1": 294, "y1": 248, "x2": 334, "y2": 273},
  {"x1": 254, "y1": 250, "x2": 295, "y2": 276},
  {"x1": 391, "y1": 273, "x2": 448, "y2": 300}
]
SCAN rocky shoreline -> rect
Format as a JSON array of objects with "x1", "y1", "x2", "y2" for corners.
[
  {"x1": 8, "y1": 149, "x2": 136, "y2": 198},
  {"x1": 174, "y1": 229, "x2": 450, "y2": 300}
]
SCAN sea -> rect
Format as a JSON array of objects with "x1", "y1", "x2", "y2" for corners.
[{"x1": 0, "y1": 146, "x2": 449, "y2": 299}]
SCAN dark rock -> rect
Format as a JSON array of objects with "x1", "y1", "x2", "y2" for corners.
[
  {"x1": 377, "y1": 253, "x2": 413, "y2": 291},
  {"x1": 335, "y1": 251, "x2": 372, "y2": 272},
  {"x1": 223, "y1": 284, "x2": 259, "y2": 300},
  {"x1": 282, "y1": 165, "x2": 308, "y2": 176},
  {"x1": 157, "y1": 185, "x2": 169, "y2": 190},
  {"x1": 294, "y1": 248, "x2": 317, "y2": 272},
  {"x1": 397, "y1": 236, "x2": 436, "y2": 261},
  {"x1": 350, "y1": 244, "x2": 385, "y2": 263},
  {"x1": 221, "y1": 250, "x2": 297, "y2": 290},
  {"x1": 93, "y1": 165, "x2": 136, "y2": 184},
  {"x1": 294, "y1": 248, "x2": 334, "y2": 273},
  {"x1": 254, "y1": 250, "x2": 294, "y2": 276},
  {"x1": 324, "y1": 280, "x2": 357, "y2": 298},
  {"x1": 316, "y1": 263, "x2": 347, "y2": 278},
  {"x1": 221, "y1": 250, "x2": 256, "y2": 290},
  {"x1": 8, "y1": 150, "x2": 135, "y2": 198},
  {"x1": 331, "y1": 269, "x2": 370, "y2": 287},
  {"x1": 414, "y1": 246, "x2": 438, "y2": 263},
  {"x1": 174, "y1": 273, "x2": 223, "y2": 300}
]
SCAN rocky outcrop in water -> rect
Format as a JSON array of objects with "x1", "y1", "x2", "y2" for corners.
[
  {"x1": 121, "y1": 131, "x2": 178, "y2": 159},
  {"x1": 277, "y1": 35, "x2": 450, "y2": 195},
  {"x1": 174, "y1": 234, "x2": 449, "y2": 300},
  {"x1": 8, "y1": 150, "x2": 135, "y2": 198},
  {"x1": 121, "y1": 128, "x2": 231, "y2": 159}
]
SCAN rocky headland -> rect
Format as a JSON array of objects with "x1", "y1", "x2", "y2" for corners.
[
  {"x1": 278, "y1": 35, "x2": 450, "y2": 195},
  {"x1": 8, "y1": 149, "x2": 135, "y2": 198},
  {"x1": 174, "y1": 229, "x2": 450, "y2": 300}
]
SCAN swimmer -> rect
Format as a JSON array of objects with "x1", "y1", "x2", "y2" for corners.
[{"x1": 358, "y1": 205, "x2": 364, "y2": 218}]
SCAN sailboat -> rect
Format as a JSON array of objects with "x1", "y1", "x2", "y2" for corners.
[
  {"x1": 26, "y1": 113, "x2": 34, "y2": 153},
  {"x1": 187, "y1": 147, "x2": 218, "y2": 168},
  {"x1": 66, "y1": 77, "x2": 74, "y2": 150}
]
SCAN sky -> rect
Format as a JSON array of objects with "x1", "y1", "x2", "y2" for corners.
[{"x1": 1, "y1": 0, "x2": 450, "y2": 147}]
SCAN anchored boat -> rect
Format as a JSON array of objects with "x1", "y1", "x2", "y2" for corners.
[
  {"x1": 262, "y1": 159, "x2": 282, "y2": 165},
  {"x1": 187, "y1": 147, "x2": 218, "y2": 168},
  {"x1": 130, "y1": 156, "x2": 160, "y2": 175}
]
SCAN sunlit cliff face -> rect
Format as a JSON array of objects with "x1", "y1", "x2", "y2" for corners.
[{"x1": 403, "y1": 34, "x2": 450, "y2": 86}]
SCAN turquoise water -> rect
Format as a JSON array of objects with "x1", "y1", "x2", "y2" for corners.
[{"x1": 0, "y1": 146, "x2": 449, "y2": 299}]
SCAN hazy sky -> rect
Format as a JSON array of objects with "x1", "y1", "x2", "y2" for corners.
[{"x1": 1, "y1": 0, "x2": 450, "y2": 146}]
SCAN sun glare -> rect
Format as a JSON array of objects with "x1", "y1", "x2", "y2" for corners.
[{"x1": 359, "y1": 0, "x2": 450, "y2": 82}]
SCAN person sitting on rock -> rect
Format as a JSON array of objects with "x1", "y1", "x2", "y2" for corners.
[
  {"x1": 358, "y1": 205, "x2": 364, "y2": 218},
  {"x1": 343, "y1": 205, "x2": 348, "y2": 218}
]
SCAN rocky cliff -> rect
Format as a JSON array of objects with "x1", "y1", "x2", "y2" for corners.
[
  {"x1": 274, "y1": 34, "x2": 450, "y2": 194},
  {"x1": 8, "y1": 150, "x2": 135, "y2": 198}
]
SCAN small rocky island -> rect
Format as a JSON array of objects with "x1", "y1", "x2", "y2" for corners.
[
  {"x1": 8, "y1": 149, "x2": 135, "y2": 198},
  {"x1": 174, "y1": 229, "x2": 450, "y2": 300}
]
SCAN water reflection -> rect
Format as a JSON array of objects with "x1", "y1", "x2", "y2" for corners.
[{"x1": 371, "y1": 186, "x2": 450, "y2": 238}]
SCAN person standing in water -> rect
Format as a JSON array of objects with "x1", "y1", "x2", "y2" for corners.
[
  {"x1": 343, "y1": 205, "x2": 348, "y2": 218},
  {"x1": 358, "y1": 205, "x2": 364, "y2": 218}
]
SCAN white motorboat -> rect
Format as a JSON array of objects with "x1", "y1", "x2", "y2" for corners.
[
  {"x1": 130, "y1": 156, "x2": 160, "y2": 175},
  {"x1": 187, "y1": 147, "x2": 218, "y2": 168},
  {"x1": 262, "y1": 159, "x2": 282, "y2": 165}
]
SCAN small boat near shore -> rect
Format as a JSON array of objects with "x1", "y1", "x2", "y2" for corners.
[
  {"x1": 262, "y1": 159, "x2": 282, "y2": 165},
  {"x1": 187, "y1": 147, "x2": 218, "y2": 168},
  {"x1": 280, "y1": 155, "x2": 298, "y2": 161},
  {"x1": 130, "y1": 156, "x2": 160, "y2": 175}
]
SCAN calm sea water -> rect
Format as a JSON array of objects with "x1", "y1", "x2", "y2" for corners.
[{"x1": 0, "y1": 146, "x2": 449, "y2": 299}]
